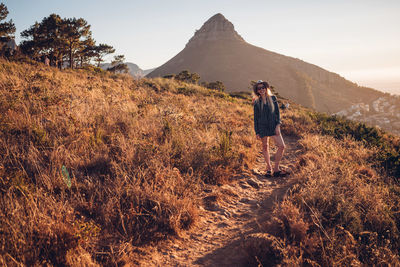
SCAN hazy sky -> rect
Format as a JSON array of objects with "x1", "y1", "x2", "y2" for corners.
[{"x1": 3, "y1": 0, "x2": 400, "y2": 94}]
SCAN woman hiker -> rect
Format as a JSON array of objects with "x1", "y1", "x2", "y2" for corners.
[{"x1": 253, "y1": 80, "x2": 289, "y2": 177}]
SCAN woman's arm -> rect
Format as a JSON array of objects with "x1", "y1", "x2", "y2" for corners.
[
  {"x1": 254, "y1": 101, "x2": 260, "y2": 135},
  {"x1": 273, "y1": 96, "x2": 281, "y2": 124}
]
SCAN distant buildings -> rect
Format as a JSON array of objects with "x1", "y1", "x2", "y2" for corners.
[{"x1": 334, "y1": 95, "x2": 400, "y2": 135}]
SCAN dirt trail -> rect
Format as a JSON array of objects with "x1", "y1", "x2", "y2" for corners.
[{"x1": 138, "y1": 136, "x2": 301, "y2": 266}]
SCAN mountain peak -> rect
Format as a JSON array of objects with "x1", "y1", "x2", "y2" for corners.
[
  {"x1": 186, "y1": 13, "x2": 244, "y2": 47},
  {"x1": 207, "y1": 13, "x2": 228, "y2": 23}
]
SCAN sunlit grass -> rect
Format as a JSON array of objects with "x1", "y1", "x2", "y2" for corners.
[
  {"x1": 0, "y1": 59, "x2": 257, "y2": 265},
  {"x1": 1, "y1": 58, "x2": 399, "y2": 266}
]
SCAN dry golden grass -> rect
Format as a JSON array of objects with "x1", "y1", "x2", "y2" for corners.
[
  {"x1": 0, "y1": 59, "x2": 258, "y2": 265},
  {"x1": 1, "y1": 59, "x2": 399, "y2": 266},
  {"x1": 263, "y1": 131, "x2": 400, "y2": 266}
]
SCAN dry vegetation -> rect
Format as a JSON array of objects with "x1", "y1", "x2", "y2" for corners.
[
  {"x1": 1, "y1": 59, "x2": 399, "y2": 266},
  {"x1": 253, "y1": 106, "x2": 400, "y2": 266},
  {"x1": 0, "y1": 59, "x2": 257, "y2": 265}
]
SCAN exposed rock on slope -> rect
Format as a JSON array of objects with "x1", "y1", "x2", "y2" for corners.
[{"x1": 186, "y1": 13, "x2": 244, "y2": 46}]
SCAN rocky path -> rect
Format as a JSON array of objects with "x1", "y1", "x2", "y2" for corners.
[{"x1": 138, "y1": 136, "x2": 301, "y2": 266}]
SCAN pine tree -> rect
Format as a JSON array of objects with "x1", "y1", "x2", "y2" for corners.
[
  {"x1": 61, "y1": 17, "x2": 91, "y2": 68},
  {"x1": 20, "y1": 14, "x2": 64, "y2": 66},
  {"x1": 94, "y1": 43, "x2": 115, "y2": 67},
  {"x1": 20, "y1": 14, "x2": 112, "y2": 68},
  {"x1": 107, "y1": 54, "x2": 129, "y2": 73},
  {"x1": 0, "y1": 3, "x2": 16, "y2": 54},
  {"x1": 78, "y1": 35, "x2": 96, "y2": 67}
]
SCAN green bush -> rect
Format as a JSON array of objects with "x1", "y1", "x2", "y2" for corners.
[
  {"x1": 177, "y1": 86, "x2": 197, "y2": 96},
  {"x1": 175, "y1": 70, "x2": 200, "y2": 84}
]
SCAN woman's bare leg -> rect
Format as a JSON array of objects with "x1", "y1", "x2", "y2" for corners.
[
  {"x1": 261, "y1": 136, "x2": 272, "y2": 171},
  {"x1": 272, "y1": 133, "x2": 286, "y2": 172}
]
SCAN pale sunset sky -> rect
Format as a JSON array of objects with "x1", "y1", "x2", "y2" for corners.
[{"x1": 3, "y1": 0, "x2": 400, "y2": 94}]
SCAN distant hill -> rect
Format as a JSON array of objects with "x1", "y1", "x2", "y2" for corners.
[
  {"x1": 101, "y1": 62, "x2": 156, "y2": 78},
  {"x1": 143, "y1": 67, "x2": 156, "y2": 76},
  {"x1": 147, "y1": 13, "x2": 384, "y2": 113}
]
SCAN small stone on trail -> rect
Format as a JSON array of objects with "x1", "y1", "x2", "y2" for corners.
[
  {"x1": 203, "y1": 195, "x2": 218, "y2": 203},
  {"x1": 247, "y1": 178, "x2": 261, "y2": 189},
  {"x1": 239, "y1": 197, "x2": 251, "y2": 203},
  {"x1": 217, "y1": 222, "x2": 229, "y2": 228},
  {"x1": 205, "y1": 203, "x2": 222, "y2": 212},
  {"x1": 239, "y1": 198, "x2": 258, "y2": 206}
]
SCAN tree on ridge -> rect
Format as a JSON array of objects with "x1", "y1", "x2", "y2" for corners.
[
  {"x1": 20, "y1": 14, "x2": 65, "y2": 67},
  {"x1": 0, "y1": 3, "x2": 16, "y2": 56},
  {"x1": 93, "y1": 43, "x2": 115, "y2": 67},
  {"x1": 20, "y1": 13, "x2": 115, "y2": 69},
  {"x1": 61, "y1": 17, "x2": 91, "y2": 68},
  {"x1": 107, "y1": 54, "x2": 129, "y2": 73}
]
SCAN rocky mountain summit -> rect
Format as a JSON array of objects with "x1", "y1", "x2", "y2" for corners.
[{"x1": 186, "y1": 13, "x2": 244, "y2": 47}]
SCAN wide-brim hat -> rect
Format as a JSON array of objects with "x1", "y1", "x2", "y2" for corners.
[{"x1": 255, "y1": 80, "x2": 270, "y2": 89}]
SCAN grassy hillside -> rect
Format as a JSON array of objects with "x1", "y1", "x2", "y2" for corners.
[
  {"x1": 251, "y1": 104, "x2": 400, "y2": 266},
  {"x1": 0, "y1": 59, "x2": 399, "y2": 266},
  {"x1": 0, "y1": 59, "x2": 257, "y2": 265}
]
